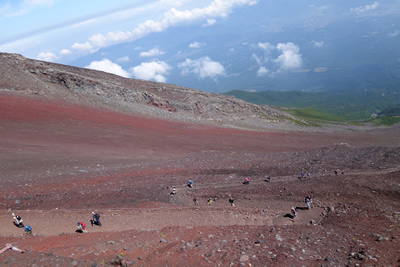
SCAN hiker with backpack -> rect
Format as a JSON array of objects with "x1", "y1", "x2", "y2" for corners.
[
  {"x1": 76, "y1": 222, "x2": 87, "y2": 233},
  {"x1": 229, "y1": 196, "x2": 235, "y2": 207},
  {"x1": 12, "y1": 213, "x2": 24, "y2": 228},
  {"x1": 188, "y1": 180, "x2": 193, "y2": 188},
  {"x1": 243, "y1": 177, "x2": 250, "y2": 185},
  {"x1": 170, "y1": 186, "x2": 177, "y2": 195},
  {"x1": 91, "y1": 212, "x2": 101, "y2": 226},
  {"x1": 24, "y1": 225, "x2": 32, "y2": 235}
]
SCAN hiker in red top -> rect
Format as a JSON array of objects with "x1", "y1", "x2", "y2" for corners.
[{"x1": 76, "y1": 222, "x2": 87, "y2": 233}]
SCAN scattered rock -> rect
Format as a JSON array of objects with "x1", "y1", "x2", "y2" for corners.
[{"x1": 240, "y1": 255, "x2": 249, "y2": 262}]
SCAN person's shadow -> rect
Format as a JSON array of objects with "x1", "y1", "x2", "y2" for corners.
[
  {"x1": 295, "y1": 206, "x2": 308, "y2": 210},
  {"x1": 284, "y1": 213, "x2": 295, "y2": 219}
]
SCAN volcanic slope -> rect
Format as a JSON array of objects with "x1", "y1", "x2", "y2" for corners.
[
  {"x1": 0, "y1": 52, "x2": 400, "y2": 266},
  {"x1": 0, "y1": 52, "x2": 300, "y2": 131}
]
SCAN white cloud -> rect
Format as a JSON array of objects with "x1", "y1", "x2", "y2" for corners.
[
  {"x1": 140, "y1": 48, "x2": 165, "y2": 57},
  {"x1": 350, "y1": 2, "x2": 379, "y2": 13},
  {"x1": 311, "y1": 40, "x2": 324, "y2": 48},
  {"x1": 131, "y1": 61, "x2": 171, "y2": 82},
  {"x1": 252, "y1": 41, "x2": 303, "y2": 75},
  {"x1": 66, "y1": 0, "x2": 258, "y2": 57},
  {"x1": 60, "y1": 49, "x2": 71, "y2": 55},
  {"x1": 202, "y1": 19, "x2": 216, "y2": 27},
  {"x1": 274, "y1": 42, "x2": 302, "y2": 70},
  {"x1": 71, "y1": 42, "x2": 98, "y2": 53},
  {"x1": 117, "y1": 56, "x2": 130, "y2": 62},
  {"x1": 257, "y1": 66, "x2": 269, "y2": 76},
  {"x1": 178, "y1": 56, "x2": 225, "y2": 79},
  {"x1": 252, "y1": 53, "x2": 263, "y2": 65},
  {"x1": 36, "y1": 52, "x2": 58, "y2": 62},
  {"x1": 189, "y1": 41, "x2": 204, "y2": 48},
  {"x1": 85, "y1": 59, "x2": 131, "y2": 78},
  {"x1": 258, "y1": 42, "x2": 274, "y2": 52},
  {"x1": 252, "y1": 42, "x2": 274, "y2": 65}
]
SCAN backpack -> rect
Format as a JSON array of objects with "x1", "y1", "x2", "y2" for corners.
[{"x1": 81, "y1": 222, "x2": 86, "y2": 229}]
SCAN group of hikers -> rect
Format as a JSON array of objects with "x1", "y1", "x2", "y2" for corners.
[
  {"x1": 334, "y1": 169, "x2": 345, "y2": 175},
  {"x1": 173, "y1": 177, "x2": 314, "y2": 220},
  {"x1": 11, "y1": 211, "x2": 102, "y2": 235},
  {"x1": 75, "y1": 212, "x2": 102, "y2": 233}
]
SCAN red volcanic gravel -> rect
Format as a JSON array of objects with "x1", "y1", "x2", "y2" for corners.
[{"x1": 0, "y1": 94, "x2": 400, "y2": 266}]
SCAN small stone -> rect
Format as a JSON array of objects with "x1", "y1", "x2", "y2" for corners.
[{"x1": 240, "y1": 255, "x2": 249, "y2": 262}]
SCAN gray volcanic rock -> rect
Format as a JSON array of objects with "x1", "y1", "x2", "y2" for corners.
[{"x1": 0, "y1": 52, "x2": 302, "y2": 130}]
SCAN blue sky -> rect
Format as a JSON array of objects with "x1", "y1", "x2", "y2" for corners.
[{"x1": 1, "y1": 0, "x2": 400, "y2": 92}]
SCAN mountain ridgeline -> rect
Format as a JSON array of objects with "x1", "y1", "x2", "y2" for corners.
[{"x1": 0, "y1": 53, "x2": 304, "y2": 130}]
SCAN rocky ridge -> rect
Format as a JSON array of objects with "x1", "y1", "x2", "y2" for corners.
[{"x1": 0, "y1": 52, "x2": 300, "y2": 130}]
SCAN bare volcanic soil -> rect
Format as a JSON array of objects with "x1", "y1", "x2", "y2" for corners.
[{"x1": 0, "y1": 94, "x2": 400, "y2": 266}]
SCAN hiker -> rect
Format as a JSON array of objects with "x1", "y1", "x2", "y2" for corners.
[
  {"x1": 334, "y1": 169, "x2": 338, "y2": 175},
  {"x1": 305, "y1": 196, "x2": 312, "y2": 210},
  {"x1": 243, "y1": 177, "x2": 250, "y2": 185},
  {"x1": 12, "y1": 213, "x2": 24, "y2": 228},
  {"x1": 265, "y1": 176, "x2": 271, "y2": 182},
  {"x1": 207, "y1": 197, "x2": 213, "y2": 205},
  {"x1": 300, "y1": 173, "x2": 305, "y2": 179},
  {"x1": 307, "y1": 173, "x2": 312, "y2": 178},
  {"x1": 193, "y1": 197, "x2": 199, "y2": 205},
  {"x1": 24, "y1": 225, "x2": 32, "y2": 235},
  {"x1": 341, "y1": 170, "x2": 344, "y2": 175},
  {"x1": 229, "y1": 196, "x2": 235, "y2": 207},
  {"x1": 170, "y1": 186, "x2": 177, "y2": 195},
  {"x1": 188, "y1": 180, "x2": 193, "y2": 188},
  {"x1": 76, "y1": 222, "x2": 87, "y2": 233},
  {"x1": 291, "y1": 207, "x2": 297, "y2": 219},
  {"x1": 91, "y1": 212, "x2": 101, "y2": 226}
]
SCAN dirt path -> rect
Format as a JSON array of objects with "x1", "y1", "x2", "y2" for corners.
[{"x1": 0, "y1": 203, "x2": 323, "y2": 238}]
